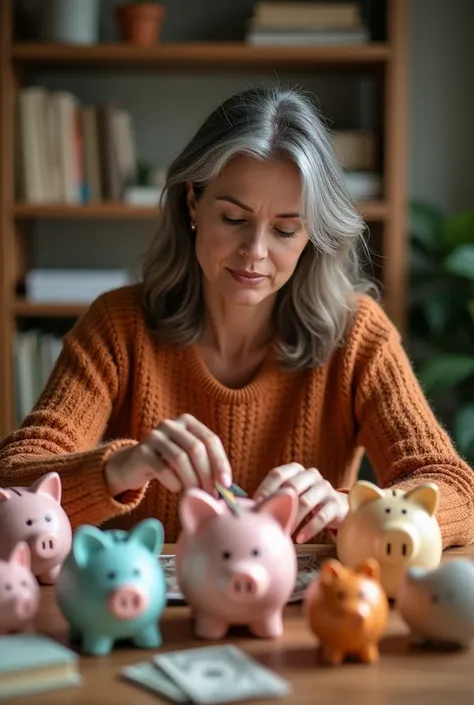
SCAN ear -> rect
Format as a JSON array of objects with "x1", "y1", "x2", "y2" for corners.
[
  {"x1": 348, "y1": 480, "x2": 385, "y2": 511},
  {"x1": 355, "y1": 557, "x2": 381, "y2": 582},
  {"x1": 185, "y1": 180, "x2": 198, "y2": 224},
  {"x1": 404, "y1": 483, "x2": 439, "y2": 516},
  {"x1": 320, "y1": 558, "x2": 345, "y2": 585},
  {"x1": 253, "y1": 490, "x2": 298, "y2": 535},
  {"x1": 30, "y1": 472, "x2": 62, "y2": 503},
  {"x1": 128, "y1": 518, "x2": 164, "y2": 555},
  {"x1": 8, "y1": 541, "x2": 31, "y2": 569},
  {"x1": 72, "y1": 525, "x2": 110, "y2": 568},
  {"x1": 0, "y1": 488, "x2": 11, "y2": 503},
  {"x1": 179, "y1": 488, "x2": 225, "y2": 536}
]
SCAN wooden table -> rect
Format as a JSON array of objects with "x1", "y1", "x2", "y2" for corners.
[{"x1": 17, "y1": 543, "x2": 474, "y2": 705}]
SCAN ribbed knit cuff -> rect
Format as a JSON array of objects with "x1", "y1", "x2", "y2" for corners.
[{"x1": 59, "y1": 439, "x2": 148, "y2": 529}]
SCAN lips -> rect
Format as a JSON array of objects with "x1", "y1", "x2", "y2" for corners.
[{"x1": 227, "y1": 269, "x2": 268, "y2": 286}]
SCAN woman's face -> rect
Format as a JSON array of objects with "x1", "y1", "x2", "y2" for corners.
[{"x1": 186, "y1": 155, "x2": 310, "y2": 308}]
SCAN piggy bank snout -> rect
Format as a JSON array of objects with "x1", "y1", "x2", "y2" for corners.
[
  {"x1": 107, "y1": 584, "x2": 149, "y2": 621},
  {"x1": 377, "y1": 523, "x2": 418, "y2": 562},
  {"x1": 13, "y1": 593, "x2": 37, "y2": 620},
  {"x1": 226, "y1": 565, "x2": 268, "y2": 602},
  {"x1": 32, "y1": 532, "x2": 59, "y2": 559}
]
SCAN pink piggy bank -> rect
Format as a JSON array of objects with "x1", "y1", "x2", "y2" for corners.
[
  {"x1": 0, "y1": 472, "x2": 72, "y2": 585},
  {"x1": 175, "y1": 489, "x2": 298, "y2": 640},
  {"x1": 0, "y1": 541, "x2": 40, "y2": 634},
  {"x1": 336, "y1": 480, "x2": 442, "y2": 599}
]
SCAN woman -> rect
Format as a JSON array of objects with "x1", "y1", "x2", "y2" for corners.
[{"x1": 0, "y1": 84, "x2": 473, "y2": 547}]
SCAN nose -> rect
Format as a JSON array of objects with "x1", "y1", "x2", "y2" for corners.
[
  {"x1": 108, "y1": 585, "x2": 148, "y2": 620},
  {"x1": 13, "y1": 594, "x2": 36, "y2": 621},
  {"x1": 379, "y1": 526, "x2": 417, "y2": 561},
  {"x1": 33, "y1": 533, "x2": 58, "y2": 559},
  {"x1": 226, "y1": 566, "x2": 267, "y2": 602},
  {"x1": 240, "y1": 228, "x2": 268, "y2": 262}
]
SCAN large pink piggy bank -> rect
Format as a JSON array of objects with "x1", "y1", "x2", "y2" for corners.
[
  {"x1": 175, "y1": 489, "x2": 298, "y2": 640},
  {"x1": 0, "y1": 541, "x2": 40, "y2": 634},
  {"x1": 336, "y1": 480, "x2": 442, "y2": 599},
  {"x1": 0, "y1": 472, "x2": 72, "y2": 584}
]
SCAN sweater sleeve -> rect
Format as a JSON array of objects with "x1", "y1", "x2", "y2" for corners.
[
  {"x1": 0, "y1": 290, "x2": 147, "y2": 529},
  {"x1": 352, "y1": 297, "x2": 474, "y2": 549}
]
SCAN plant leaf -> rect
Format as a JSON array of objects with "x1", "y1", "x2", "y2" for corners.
[
  {"x1": 444, "y1": 245, "x2": 474, "y2": 279},
  {"x1": 417, "y1": 355, "x2": 474, "y2": 394},
  {"x1": 444, "y1": 211, "x2": 474, "y2": 250},
  {"x1": 409, "y1": 201, "x2": 445, "y2": 253},
  {"x1": 453, "y1": 404, "x2": 474, "y2": 458},
  {"x1": 422, "y1": 293, "x2": 452, "y2": 335},
  {"x1": 467, "y1": 300, "x2": 474, "y2": 323}
]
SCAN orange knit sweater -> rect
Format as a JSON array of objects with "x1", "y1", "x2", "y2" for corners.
[{"x1": 0, "y1": 284, "x2": 473, "y2": 548}]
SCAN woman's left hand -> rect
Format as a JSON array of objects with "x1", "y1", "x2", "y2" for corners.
[{"x1": 253, "y1": 462, "x2": 349, "y2": 543}]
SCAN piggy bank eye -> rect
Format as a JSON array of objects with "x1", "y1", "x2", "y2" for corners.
[
  {"x1": 26, "y1": 519, "x2": 34, "y2": 526},
  {"x1": 251, "y1": 548, "x2": 260, "y2": 557},
  {"x1": 45, "y1": 514, "x2": 52, "y2": 522},
  {"x1": 4, "y1": 583, "x2": 12, "y2": 591},
  {"x1": 385, "y1": 508, "x2": 391, "y2": 514},
  {"x1": 336, "y1": 590, "x2": 346, "y2": 600},
  {"x1": 222, "y1": 551, "x2": 232, "y2": 560},
  {"x1": 21, "y1": 580, "x2": 28, "y2": 587},
  {"x1": 401, "y1": 508, "x2": 407, "y2": 515},
  {"x1": 133, "y1": 568, "x2": 141, "y2": 577},
  {"x1": 107, "y1": 571, "x2": 117, "y2": 580},
  {"x1": 431, "y1": 593, "x2": 439, "y2": 603}
]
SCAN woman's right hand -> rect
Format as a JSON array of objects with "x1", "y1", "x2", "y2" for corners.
[{"x1": 104, "y1": 413, "x2": 233, "y2": 497}]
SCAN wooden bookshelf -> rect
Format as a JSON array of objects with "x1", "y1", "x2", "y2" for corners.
[{"x1": 0, "y1": 0, "x2": 409, "y2": 438}]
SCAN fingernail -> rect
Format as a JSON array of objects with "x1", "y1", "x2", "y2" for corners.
[
  {"x1": 221, "y1": 472, "x2": 232, "y2": 488},
  {"x1": 296, "y1": 532, "x2": 306, "y2": 544}
]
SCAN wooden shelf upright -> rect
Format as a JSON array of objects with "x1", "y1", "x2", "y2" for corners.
[{"x1": 0, "y1": 0, "x2": 409, "y2": 439}]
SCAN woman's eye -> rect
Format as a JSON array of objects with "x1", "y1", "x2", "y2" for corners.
[
  {"x1": 221, "y1": 214, "x2": 245, "y2": 225},
  {"x1": 275, "y1": 228, "x2": 297, "y2": 238}
]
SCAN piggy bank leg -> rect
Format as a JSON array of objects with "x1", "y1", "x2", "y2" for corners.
[
  {"x1": 132, "y1": 622, "x2": 162, "y2": 649},
  {"x1": 81, "y1": 632, "x2": 114, "y2": 656},
  {"x1": 356, "y1": 643, "x2": 379, "y2": 664},
  {"x1": 319, "y1": 644, "x2": 345, "y2": 666},
  {"x1": 38, "y1": 565, "x2": 61, "y2": 585},
  {"x1": 194, "y1": 613, "x2": 229, "y2": 640},
  {"x1": 249, "y1": 611, "x2": 284, "y2": 638}
]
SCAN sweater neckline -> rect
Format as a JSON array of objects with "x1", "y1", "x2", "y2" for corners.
[{"x1": 183, "y1": 343, "x2": 282, "y2": 404}]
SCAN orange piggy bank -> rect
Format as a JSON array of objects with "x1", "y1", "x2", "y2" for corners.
[{"x1": 303, "y1": 557, "x2": 389, "y2": 665}]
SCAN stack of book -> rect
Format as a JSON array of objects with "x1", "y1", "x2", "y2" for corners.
[
  {"x1": 245, "y1": 2, "x2": 370, "y2": 46},
  {"x1": 15, "y1": 86, "x2": 138, "y2": 204}
]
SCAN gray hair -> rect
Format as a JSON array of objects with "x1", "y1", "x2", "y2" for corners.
[{"x1": 142, "y1": 83, "x2": 377, "y2": 370}]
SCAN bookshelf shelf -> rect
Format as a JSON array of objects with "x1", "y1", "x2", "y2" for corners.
[
  {"x1": 12, "y1": 201, "x2": 388, "y2": 222},
  {"x1": 11, "y1": 42, "x2": 391, "y2": 70},
  {"x1": 13, "y1": 300, "x2": 88, "y2": 318}
]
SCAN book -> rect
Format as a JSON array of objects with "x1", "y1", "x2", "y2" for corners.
[{"x1": 0, "y1": 633, "x2": 82, "y2": 700}]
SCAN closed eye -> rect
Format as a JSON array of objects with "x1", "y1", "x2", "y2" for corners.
[
  {"x1": 275, "y1": 228, "x2": 297, "y2": 238},
  {"x1": 221, "y1": 214, "x2": 245, "y2": 225}
]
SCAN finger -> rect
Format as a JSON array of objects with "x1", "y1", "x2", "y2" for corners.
[
  {"x1": 177, "y1": 414, "x2": 232, "y2": 488},
  {"x1": 296, "y1": 499, "x2": 340, "y2": 544},
  {"x1": 282, "y1": 467, "x2": 323, "y2": 496},
  {"x1": 293, "y1": 480, "x2": 334, "y2": 531},
  {"x1": 148, "y1": 428, "x2": 201, "y2": 490},
  {"x1": 254, "y1": 463, "x2": 304, "y2": 500},
  {"x1": 138, "y1": 445, "x2": 183, "y2": 493},
  {"x1": 158, "y1": 420, "x2": 214, "y2": 493}
]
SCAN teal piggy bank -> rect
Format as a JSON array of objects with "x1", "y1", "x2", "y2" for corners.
[{"x1": 55, "y1": 518, "x2": 167, "y2": 656}]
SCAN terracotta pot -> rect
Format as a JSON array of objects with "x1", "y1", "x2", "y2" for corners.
[{"x1": 116, "y1": 3, "x2": 165, "y2": 47}]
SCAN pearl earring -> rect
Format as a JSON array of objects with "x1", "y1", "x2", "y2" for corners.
[{"x1": 190, "y1": 221, "x2": 196, "y2": 232}]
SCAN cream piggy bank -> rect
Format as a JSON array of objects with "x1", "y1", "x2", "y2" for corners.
[{"x1": 336, "y1": 481, "x2": 442, "y2": 599}]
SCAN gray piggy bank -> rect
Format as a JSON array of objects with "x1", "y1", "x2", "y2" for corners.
[{"x1": 396, "y1": 559, "x2": 474, "y2": 648}]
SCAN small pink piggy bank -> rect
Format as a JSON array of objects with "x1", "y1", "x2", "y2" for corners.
[
  {"x1": 175, "y1": 489, "x2": 298, "y2": 640},
  {"x1": 0, "y1": 541, "x2": 40, "y2": 634},
  {"x1": 0, "y1": 472, "x2": 72, "y2": 585},
  {"x1": 336, "y1": 480, "x2": 442, "y2": 599}
]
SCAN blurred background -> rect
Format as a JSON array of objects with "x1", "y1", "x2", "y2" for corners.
[{"x1": 1, "y1": 0, "x2": 474, "y2": 474}]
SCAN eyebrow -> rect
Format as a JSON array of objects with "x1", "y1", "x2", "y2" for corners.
[{"x1": 215, "y1": 195, "x2": 301, "y2": 219}]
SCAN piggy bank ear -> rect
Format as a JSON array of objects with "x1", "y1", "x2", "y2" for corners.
[
  {"x1": 30, "y1": 472, "x2": 62, "y2": 503},
  {"x1": 320, "y1": 558, "x2": 345, "y2": 585},
  {"x1": 348, "y1": 480, "x2": 384, "y2": 511},
  {"x1": 72, "y1": 525, "x2": 110, "y2": 567},
  {"x1": 8, "y1": 541, "x2": 31, "y2": 569},
  {"x1": 404, "y1": 483, "x2": 439, "y2": 516},
  {"x1": 179, "y1": 488, "x2": 225, "y2": 535},
  {"x1": 356, "y1": 557, "x2": 381, "y2": 582},
  {"x1": 253, "y1": 489, "x2": 297, "y2": 535},
  {"x1": 129, "y1": 518, "x2": 164, "y2": 555},
  {"x1": 0, "y1": 488, "x2": 11, "y2": 503}
]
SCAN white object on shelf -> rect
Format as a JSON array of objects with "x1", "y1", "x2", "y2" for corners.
[
  {"x1": 124, "y1": 186, "x2": 163, "y2": 207},
  {"x1": 343, "y1": 171, "x2": 383, "y2": 201},
  {"x1": 40, "y1": 0, "x2": 100, "y2": 45},
  {"x1": 25, "y1": 269, "x2": 131, "y2": 303}
]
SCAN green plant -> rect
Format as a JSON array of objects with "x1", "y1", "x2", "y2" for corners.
[{"x1": 408, "y1": 201, "x2": 474, "y2": 460}]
